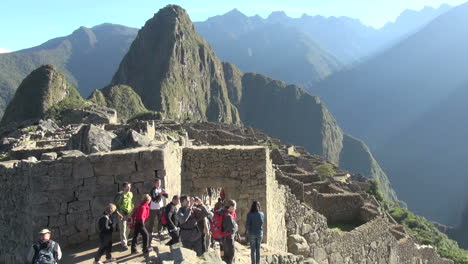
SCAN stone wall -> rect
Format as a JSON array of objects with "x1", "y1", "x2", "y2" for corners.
[
  {"x1": 0, "y1": 146, "x2": 175, "y2": 262},
  {"x1": 305, "y1": 190, "x2": 365, "y2": 224},
  {"x1": 181, "y1": 146, "x2": 287, "y2": 250}
]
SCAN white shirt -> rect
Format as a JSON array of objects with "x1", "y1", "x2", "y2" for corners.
[{"x1": 150, "y1": 187, "x2": 164, "y2": 210}]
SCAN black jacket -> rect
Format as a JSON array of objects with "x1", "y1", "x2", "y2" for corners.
[
  {"x1": 98, "y1": 214, "x2": 113, "y2": 235},
  {"x1": 150, "y1": 187, "x2": 168, "y2": 203},
  {"x1": 165, "y1": 202, "x2": 178, "y2": 230}
]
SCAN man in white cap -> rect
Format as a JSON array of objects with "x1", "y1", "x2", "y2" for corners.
[{"x1": 27, "y1": 228, "x2": 62, "y2": 264}]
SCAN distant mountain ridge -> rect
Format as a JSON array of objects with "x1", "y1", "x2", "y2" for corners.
[
  {"x1": 312, "y1": 2, "x2": 468, "y2": 226},
  {"x1": 0, "y1": 24, "x2": 137, "y2": 117}
]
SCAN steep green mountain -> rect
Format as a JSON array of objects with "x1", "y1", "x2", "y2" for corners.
[
  {"x1": 111, "y1": 5, "x2": 240, "y2": 124},
  {"x1": 313, "y1": 2, "x2": 468, "y2": 226},
  {"x1": 0, "y1": 65, "x2": 85, "y2": 127},
  {"x1": 0, "y1": 24, "x2": 137, "y2": 118},
  {"x1": 89, "y1": 85, "x2": 148, "y2": 120},
  {"x1": 109, "y1": 4, "x2": 399, "y2": 202}
]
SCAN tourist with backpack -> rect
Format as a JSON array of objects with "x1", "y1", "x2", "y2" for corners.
[
  {"x1": 27, "y1": 229, "x2": 62, "y2": 264},
  {"x1": 130, "y1": 194, "x2": 152, "y2": 254},
  {"x1": 177, "y1": 195, "x2": 210, "y2": 256},
  {"x1": 165, "y1": 195, "x2": 180, "y2": 246},
  {"x1": 213, "y1": 199, "x2": 238, "y2": 264},
  {"x1": 114, "y1": 182, "x2": 134, "y2": 250},
  {"x1": 245, "y1": 201, "x2": 264, "y2": 264},
  {"x1": 147, "y1": 178, "x2": 168, "y2": 242},
  {"x1": 94, "y1": 203, "x2": 117, "y2": 264}
]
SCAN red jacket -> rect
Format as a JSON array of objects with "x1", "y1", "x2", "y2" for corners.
[{"x1": 133, "y1": 202, "x2": 150, "y2": 223}]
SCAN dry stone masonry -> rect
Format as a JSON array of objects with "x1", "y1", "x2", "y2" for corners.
[{"x1": 0, "y1": 121, "x2": 454, "y2": 263}]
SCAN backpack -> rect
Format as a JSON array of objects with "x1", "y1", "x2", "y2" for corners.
[
  {"x1": 160, "y1": 207, "x2": 168, "y2": 226},
  {"x1": 33, "y1": 241, "x2": 57, "y2": 264},
  {"x1": 210, "y1": 210, "x2": 231, "y2": 240},
  {"x1": 95, "y1": 214, "x2": 112, "y2": 234}
]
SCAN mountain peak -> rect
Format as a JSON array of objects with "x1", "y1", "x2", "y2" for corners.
[
  {"x1": 111, "y1": 4, "x2": 240, "y2": 123},
  {"x1": 70, "y1": 26, "x2": 97, "y2": 47},
  {"x1": 267, "y1": 11, "x2": 289, "y2": 22},
  {"x1": 225, "y1": 8, "x2": 247, "y2": 18},
  {"x1": 0, "y1": 65, "x2": 82, "y2": 126}
]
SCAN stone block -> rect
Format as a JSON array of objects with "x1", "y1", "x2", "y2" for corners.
[
  {"x1": 96, "y1": 175, "x2": 115, "y2": 185},
  {"x1": 66, "y1": 211, "x2": 91, "y2": 226},
  {"x1": 41, "y1": 152, "x2": 58, "y2": 161},
  {"x1": 68, "y1": 200, "x2": 90, "y2": 213},
  {"x1": 287, "y1": 234, "x2": 310, "y2": 257},
  {"x1": 49, "y1": 215, "x2": 66, "y2": 227},
  {"x1": 33, "y1": 203, "x2": 61, "y2": 216},
  {"x1": 72, "y1": 157, "x2": 94, "y2": 179}
]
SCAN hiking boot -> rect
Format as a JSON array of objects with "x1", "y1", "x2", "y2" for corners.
[
  {"x1": 104, "y1": 258, "x2": 117, "y2": 263},
  {"x1": 131, "y1": 249, "x2": 141, "y2": 254},
  {"x1": 93, "y1": 261, "x2": 103, "y2": 264}
]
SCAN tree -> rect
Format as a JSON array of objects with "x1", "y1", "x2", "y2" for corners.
[{"x1": 316, "y1": 163, "x2": 335, "y2": 180}]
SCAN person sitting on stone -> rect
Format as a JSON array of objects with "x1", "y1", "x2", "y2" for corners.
[
  {"x1": 147, "y1": 178, "x2": 169, "y2": 242},
  {"x1": 130, "y1": 194, "x2": 152, "y2": 255},
  {"x1": 27, "y1": 228, "x2": 62, "y2": 264},
  {"x1": 165, "y1": 195, "x2": 180, "y2": 246},
  {"x1": 221, "y1": 199, "x2": 239, "y2": 264},
  {"x1": 176, "y1": 195, "x2": 210, "y2": 256},
  {"x1": 245, "y1": 201, "x2": 264, "y2": 264},
  {"x1": 94, "y1": 203, "x2": 117, "y2": 264},
  {"x1": 114, "y1": 182, "x2": 134, "y2": 250}
]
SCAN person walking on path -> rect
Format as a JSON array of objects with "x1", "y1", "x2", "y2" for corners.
[
  {"x1": 114, "y1": 182, "x2": 134, "y2": 250},
  {"x1": 130, "y1": 194, "x2": 152, "y2": 254},
  {"x1": 27, "y1": 229, "x2": 62, "y2": 264},
  {"x1": 94, "y1": 203, "x2": 118, "y2": 264},
  {"x1": 165, "y1": 195, "x2": 180, "y2": 246},
  {"x1": 245, "y1": 201, "x2": 264, "y2": 264}
]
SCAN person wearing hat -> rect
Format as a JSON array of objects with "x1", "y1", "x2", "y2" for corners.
[{"x1": 27, "y1": 228, "x2": 62, "y2": 264}]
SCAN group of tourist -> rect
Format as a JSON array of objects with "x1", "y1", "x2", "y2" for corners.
[{"x1": 27, "y1": 178, "x2": 265, "y2": 264}]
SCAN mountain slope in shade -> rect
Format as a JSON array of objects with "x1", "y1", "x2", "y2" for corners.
[
  {"x1": 0, "y1": 65, "x2": 84, "y2": 127},
  {"x1": 0, "y1": 24, "x2": 137, "y2": 117},
  {"x1": 109, "y1": 5, "x2": 399, "y2": 201},
  {"x1": 195, "y1": 11, "x2": 343, "y2": 86},
  {"x1": 378, "y1": 83, "x2": 468, "y2": 226},
  {"x1": 313, "y1": 2, "x2": 468, "y2": 226}
]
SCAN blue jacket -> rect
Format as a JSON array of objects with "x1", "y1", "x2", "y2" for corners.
[{"x1": 246, "y1": 211, "x2": 264, "y2": 236}]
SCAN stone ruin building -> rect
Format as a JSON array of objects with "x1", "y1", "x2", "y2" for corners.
[{"x1": 0, "y1": 118, "x2": 454, "y2": 264}]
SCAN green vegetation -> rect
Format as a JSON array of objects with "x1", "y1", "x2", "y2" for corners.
[
  {"x1": 90, "y1": 85, "x2": 148, "y2": 120},
  {"x1": 0, "y1": 154, "x2": 10, "y2": 162},
  {"x1": 366, "y1": 179, "x2": 385, "y2": 202},
  {"x1": 367, "y1": 178, "x2": 468, "y2": 264},
  {"x1": 385, "y1": 203, "x2": 468, "y2": 263},
  {"x1": 329, "y1": 222, "x2": 363, "y2": 232},
  {"x1": 316, "y1": 163, "x2": 335, "y2": 180},
  {"x1": 45, "y1": 84, "x2": 86, "y2": 122}
]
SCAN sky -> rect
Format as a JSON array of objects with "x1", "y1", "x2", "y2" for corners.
[{"x1": 0, "y1": 0, "x2": 466, "y2": 51}]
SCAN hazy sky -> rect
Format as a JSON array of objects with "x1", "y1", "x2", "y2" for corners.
[{"x1": 0, "y1": 0, "x2": 466, "y2": 51}]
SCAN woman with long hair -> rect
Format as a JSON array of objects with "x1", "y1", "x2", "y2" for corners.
[{"x1": 245, "y1": 201, "x2": 264, "y2": 264}]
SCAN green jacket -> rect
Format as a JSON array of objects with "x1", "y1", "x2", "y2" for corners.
[{"x1": 115, "y1": 191, "x2": 134, "y2": 216}]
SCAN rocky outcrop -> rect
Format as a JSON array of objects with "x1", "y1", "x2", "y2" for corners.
[
  {"x1": 69, "y1": 124, "x2": 122, "y2": 154},
  {"x1": 0, "y1": 65, "x2": 85, "y2": 127},
  {"x1": 60, "y1": 105, "x2": 118, "y2": 125}
]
